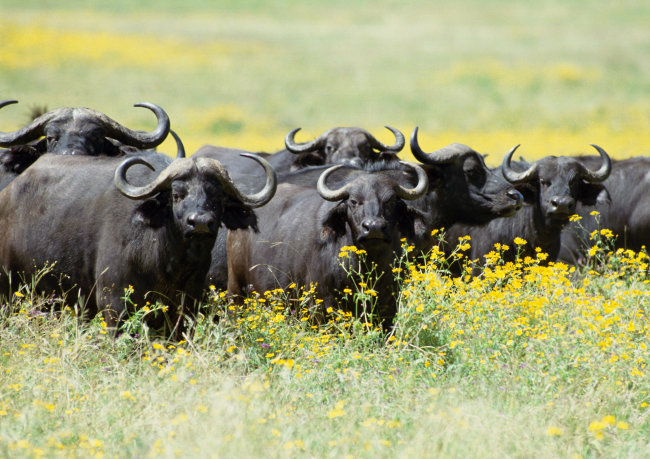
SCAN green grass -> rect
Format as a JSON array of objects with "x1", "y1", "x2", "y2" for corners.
[{"x1": 2, "y1": 242, "x2": 650, "y2": 457}]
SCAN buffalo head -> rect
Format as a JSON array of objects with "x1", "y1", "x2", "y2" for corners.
[
  {"x1": 316, "y1": 162, "x2": 428, "y2": 250},
  {"x1": 284, "y1": 126, "x2": 405, "y2": 168},
  {"x1": 410, "y1": 127, "x2": 523, "y2": 226},
  {"x1": 0, "y1": 100, "x2": 170, "y2": 156},
  {"x1": 501, "y1": 144, "x2": 611, "y2": 226},
  {"x1": 114, "y1": 145, "x2": 277, "y2": 240}
]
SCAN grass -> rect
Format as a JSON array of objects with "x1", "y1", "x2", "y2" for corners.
[
  {"x1": 1, "y1": 1, "x2": 650, "y2": 456},
  {"x1": 2, "y1": 236, "x2": 650, "y2": 457}
]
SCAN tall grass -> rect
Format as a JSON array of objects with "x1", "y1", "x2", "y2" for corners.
[{"x1": 1, "y1": 236, "x2": 650, "y2": 457}]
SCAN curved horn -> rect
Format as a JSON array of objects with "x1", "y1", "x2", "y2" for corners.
[
  {"x1": 579, "y1": 144, "x2": 611, "y2": 183},
  {"x1": 98, "y1": 102, "x2": 170, "y2": 149},
  {"x1": 410, "y1": 127, "x2": 476, "y2": 165},
  {"x1": 501, "y1": 144, "x2": 539, "y2": 184},
  {"x1": 169, "y1": 129, "x2": 185, "y2": 159},
  {"x1": 0, "y1": 100, "x2": 61, "y2": 147},
  {"x1": 316, "y1": 164, "x2": 350, "y2": 201},
  {"x1": 395, "y1": 161, "x2": 429, "y2": 200},
  {"x1": 285, "y1": 128, "x2": 324, "y2": 153},
  {"x1": 114, "y1": 156, "x2": 186, "y2": 200},
  {"x1": 225, "y1": 154, "x2": 277, "y2": 207},
  {"x1": 367, "y1": 126, "x2": 405, "y2": 152}
]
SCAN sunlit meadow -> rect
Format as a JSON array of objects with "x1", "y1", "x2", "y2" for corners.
[
  {"x1": 1, "y1": 0, "x2": 649, "y2": 160},
  {"x1": 1, "y1": 1, "x2": 650, "y2": 457}
]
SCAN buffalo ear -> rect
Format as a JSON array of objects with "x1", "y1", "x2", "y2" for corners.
[
  {"x1": 222, "y1": 198, "x2": 259, "y2": 232},
  {"x1": 34, "y1": 138, "x2": 48, "y2": 154},
  {"x1": 134, "y1": 191, "x2": 170, "y2": 228},
  {"x1": 0, "y1": 146, "x2": 41, "y2": 174},
  {"x1": 579, "y1": 183, "x2": 611, "y2": 206},
  {"x1": 295, "y1": 151, "x2": 326, "y2": 168},
  {"x1": 321, "y1": 203, "x2": 347, "y2": 242},
  {"x1": 102, "y1": 138, "x2": 124, "y2": 156}
]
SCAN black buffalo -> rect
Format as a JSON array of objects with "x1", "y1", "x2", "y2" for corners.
[
  {"x1": 227, "y1": 162, "x2": 428, "y2": 324},
  {"x1": 446, "y1": 144, "x2": 612, "y2": 270},
  {"x1": 204, "y1": 127, "x2": 524, "y2": 289},
  {"x1": 406, "y1": 128, "x2": 524, "y2": 254},
  {"x1": 193, "y1": 126, "x2": 405, "y2": 186},
  {"x1": 0, "y1": 99, "x2": 171, "y2": 190},
  {"x1": 559, "y1": 156, "x2": 650, "y2": 264},
  {"x1": 0, "y1": 146, "x2": 276, "y2": 329}
]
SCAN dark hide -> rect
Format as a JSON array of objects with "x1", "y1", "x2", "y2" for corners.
[
  {"x1": 559, "y1": 156, "x2": 650, "y2": 264},
  {"x1": 446, "y1": 156, "x2": 611, "y2": 271},
  {"x1": 194, "y1": 126, "x2": 401, "y2": 181},
  {"x1": 0, "y1": 102, "x2": 170, "y2": 191},
  {"x1": 0, "y1": 154, "x2": 256, "y2": 328},
  {"x1": 226, "y1": 171, "x2": 423, "y2": 325},
  {"x1": 204, "y1": 149, "x2": 523, "y2": 289}
]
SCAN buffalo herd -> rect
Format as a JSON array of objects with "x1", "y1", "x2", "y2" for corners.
[{"x1": 0, "y1": 99, "x2": 638, "y2": 331}]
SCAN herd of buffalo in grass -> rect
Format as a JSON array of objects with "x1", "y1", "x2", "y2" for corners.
[{"x1": 0, "y1": 100, "x2": 647, "y2": 331}]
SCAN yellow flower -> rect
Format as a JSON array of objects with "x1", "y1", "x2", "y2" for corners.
[
  {"x1": 545, "y1": 426, "x2": 563, "y2": 436},
  {"x1": 569, "y1": 214, "x2": 582, "y2": 222},
  {"x1": 121, "y1": 391, "x2": 136, "y2": 402},
  {"x1": 600, "y1": 229, "x2": 614, "y2": 238},
  {"x1": 513, "y1": 237, "x2": 527, "y2": 245},
  {"x1": 590, "y1": 210, "x2": 600, "y2": 216},
  {"x1": 601, "y1": 415, "x2": 615, "y2": 426},
  {"x1": 328, "y1": 400, "x2": 346, "y2": 418}
]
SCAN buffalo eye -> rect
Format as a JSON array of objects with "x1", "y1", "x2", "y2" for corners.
[
  {"x1": 348, "y1": 198, "x2": 359, "y2": 207},
  {"x1": 172, "y1": 188, "x2": 187, "y2": 202},
  {"x1": 539, "y1": 178, "x2": 550, "y2": 186},
  {"x1": 464, "y1": 167, "x2": 481, "y2": 180},
  {"x1": 325, "y1": 144, "x2": 335, "y2": 154}
]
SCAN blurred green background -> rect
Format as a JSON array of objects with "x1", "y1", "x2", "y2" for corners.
[{"x1": 1, "y1": 0, "x2": 648, "y2": 163}]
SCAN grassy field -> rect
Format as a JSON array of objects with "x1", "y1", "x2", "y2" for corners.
[
  {"x1": 1, "y1": 0, "x2": 649, "y2": 161},
  {"x1": 1, "y1": 1, "x2": 650, "y2": 457}
]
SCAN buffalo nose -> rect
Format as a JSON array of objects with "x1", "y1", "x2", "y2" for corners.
[
  {"x1": 550, "y1": 196, "x2": 575, "y2": 213},
  {"x1": 361, "y1": 218, "x2": 387, "y2": 239},
  {"x1": 506, "y1": 189, "x2": 523, "y2": 204},
  {"x1": 186, "y1": 212, "x2": 216, "y2": 234}
]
